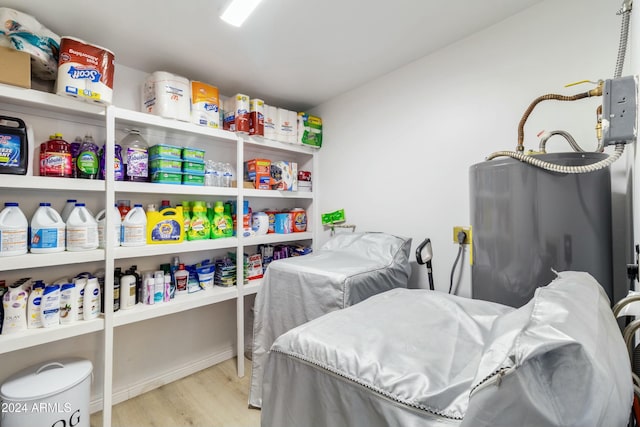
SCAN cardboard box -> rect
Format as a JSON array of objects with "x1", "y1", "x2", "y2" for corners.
[
  {"x1": 244, "y1": 158, "x2": 272, "y2": 190},
  {"x1": 0, "y1": 46, "x2": 31, "y2": 89}
]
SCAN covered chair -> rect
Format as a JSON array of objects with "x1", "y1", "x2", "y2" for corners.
[{"x1": 249, "y1": 232, "x2": 412, "y2": 408}]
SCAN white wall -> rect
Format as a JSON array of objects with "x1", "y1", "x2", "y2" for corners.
[{"x1": 312, "y1": 0, "x2": 631, "y2": 298}]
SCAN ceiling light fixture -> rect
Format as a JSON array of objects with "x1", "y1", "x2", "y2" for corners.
[{"x1": 220, "y1": 0, "x2": 263, "y2": 27}]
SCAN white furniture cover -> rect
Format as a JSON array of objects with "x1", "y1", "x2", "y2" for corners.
[
  {"x1": 261, "y1": 271, "x2": 633, "y2": 427},
  {"x1": 249, "y1": 232, "x2": 412, "y2": 408}
]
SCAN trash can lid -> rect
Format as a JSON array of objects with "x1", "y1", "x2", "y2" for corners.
[{"x1": 0, "y1": 358, "x2": 93, "y2": 401}]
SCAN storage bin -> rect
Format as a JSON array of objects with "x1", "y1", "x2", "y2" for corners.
[
  {"x1": 0, "y1": 358, "x2": 92, "y2": 427},
  {"x1": 150, "y1": 157, "x2": 183, "y2": 172},
  {"x1": 182, "y1": 173, "x2": 205, "y2": 186},
  {"x1": 182, "y1": 160, "x2": 205, "y2": 174},
  {"x1": 149, "y1": 144, "x2": 182, "y2": 159},
  {"x1": 182, "y1": 147, "x2": 205, "y2": 162},
  {"x1": 151, "y1": 170, "x2": 182, "y2": 184}
]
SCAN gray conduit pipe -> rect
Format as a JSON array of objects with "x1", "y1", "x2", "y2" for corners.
[{"x1": 486, "y1": 143, "x2": 625, "y2": 174}]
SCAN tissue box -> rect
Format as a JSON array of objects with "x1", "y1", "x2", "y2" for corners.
[
  {"x1": 270, "y1": 161, "x2": 298, "y2": 191},
  {"x1": 0, "y1": 46, "x2": 31, "y2": 89}
]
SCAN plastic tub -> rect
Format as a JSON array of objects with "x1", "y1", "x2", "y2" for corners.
[
  {"x1": 149, "y1": 144, "x2": 182, "y2": 159},
  {"x1": 182, "y1": 160, "x2": 205, "y2": 174},
  {"x1": 150, "y1": 157, "x2": 183, "y2": 172},
  {"x1": 182, "y1": 173, "x2": 205, "y2": 186},
  {"x1": 151, "y1": 170, "x2": 182, "y2": 184},
  {"x1": 182, "y1": 147, "x2": 205, "y2": 162},
  {"x1": 0, "y1": 358, "x2": 92, "y2": 427}
]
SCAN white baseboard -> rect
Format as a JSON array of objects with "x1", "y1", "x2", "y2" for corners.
[{"x1": 90, "y1": 347, "x2": 236, "y2": 413}]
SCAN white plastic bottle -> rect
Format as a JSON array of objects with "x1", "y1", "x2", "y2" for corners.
[
  {"x1": 66, "y1": 203, "x2": 99, "y2": 251},
  {"x1": 59, "y1": 283, "x2": 78, "y2": 324},
  {"x1": 119, "y1": 273, "x2": 137, "y2": 310},
  {"x1": 120, "y1": 129, "x2": 149, "y2": 182},
  {"x1": 96, "y1": 204, "x2": 121, "y2": 248},
  {"x1": 0, "y1": 202, "x2": 28, "y2": 257},
  {"x1": 2, "y1": 284, "x2": 28, "y2": 334},
  {"x1": 30, "y1": 202, "x2": 66, "y2": 253},
  {"x1": 121, "y1": 204, "x2": 147, "y2": 247},
  {"x1": 41, "y1": 284, "x2": 61, "y2": 328},
  {"x1": 27, "y1": 281, "x2": 45, "y2": 329},
  {"x1": 83, "y1": 277, "x2": 100, "y2": 320},
  {"x1": 74, "y1": 275, "x2": 87, "y2": 320},
  {"x1": 60, "y1": 199, "x2": 78, "y2": 223},
  {"x1": 153, "y1": 270, "x2": 164, "y2": 304}
]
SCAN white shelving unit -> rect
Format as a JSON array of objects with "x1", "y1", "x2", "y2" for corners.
[{"x1": 0, "y1": 83, "x2": 318, "y2": 427}]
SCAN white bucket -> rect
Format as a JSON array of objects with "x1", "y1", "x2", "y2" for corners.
[
  {"x1": 121, "y1": 204, "x2": 146, "y2": 247},
  {"x1": 0, "y1": 358, "x2": 93, "y2": 427},
  {"x1": 30, "y1": 202, "x2": 65, "y2": 253},
  {"x1": 142, "y1": 71, "x2": 190, "y2": 122},
  {"x1": 65, "y1": 203, "x2": 98, "y2": 251},
  {"x1": 0, "y1": 202, "x2": 28, "y2": 257}
]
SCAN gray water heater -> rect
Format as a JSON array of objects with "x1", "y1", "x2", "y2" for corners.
[{"x1": 469, "y1": 152, "x2": 613, "y2": 307}]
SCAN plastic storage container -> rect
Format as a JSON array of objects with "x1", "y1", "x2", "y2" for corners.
[
  {"x1": 149, "y1": 144, "x2": 182, "y2": 159},
  {"x1": 181, "y1": 147, "x2": 205, "y2": 162},
  {"x1": 0, "y1": 358, "x2": 92, "y2": 427},
  {"x1": 150, "y1": 158, "x2": 182, "y2": 172},
  {"x1": 151, "y1": 170, "x2": 182, "y2": 184}
]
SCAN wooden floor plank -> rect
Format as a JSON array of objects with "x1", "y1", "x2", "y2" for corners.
[{"x1": 91, "y1": 358, "x2": 260, "y2": 427}]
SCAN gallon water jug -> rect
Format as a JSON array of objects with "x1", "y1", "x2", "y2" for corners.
[
  {"x1": 0, "y1": 202, "x2": 28, "y2": 256},
  {"x1": 66, "y1": 203, "x2": 98, "y2": 251},
  {"x1": 30, "y1": 202, "x2": 65, "y2": 253},
  {"x1": 96, "y1": 204, "x2": 121, "y2": 248},
  {"x1": 121, "y1": 204, "x2": 146, "y2": 247}
]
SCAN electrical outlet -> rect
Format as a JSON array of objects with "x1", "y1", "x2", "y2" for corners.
[{"x1": 453, "y1": 226, "x2": 471, "y2": 245}]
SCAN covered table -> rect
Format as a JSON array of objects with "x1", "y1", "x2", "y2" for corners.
[{"x1": 248, "y1": 232, "x2": 412, "y2": 408}]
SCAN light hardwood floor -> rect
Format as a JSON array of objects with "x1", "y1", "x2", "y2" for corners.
[{"x1": 91, "y1": 358, "x2": 261, "y2": 427}]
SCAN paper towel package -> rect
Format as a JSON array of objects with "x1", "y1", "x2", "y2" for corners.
[
  {"x1": 142, "y1": 71, "x2": 190, "y2": 122},
  {"x1": 190, "y1": 81, "x2": 220, "y2": 128},
  {"x1": 55, "y1": 37, "x2": 115, "y2": 105}
]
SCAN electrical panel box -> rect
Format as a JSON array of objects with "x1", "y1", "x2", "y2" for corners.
[{"x1": 602, "y1": 75, "x2": 638, "y2": 145}]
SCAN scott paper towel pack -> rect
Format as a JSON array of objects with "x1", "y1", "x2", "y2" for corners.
[{"x1": 55, "y1": 37, "x2": 115, "y2": 105}]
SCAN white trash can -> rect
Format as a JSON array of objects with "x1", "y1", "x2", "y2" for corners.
[{"x1": 0, "y1": 358, "x2": 93, "y2": 427}]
